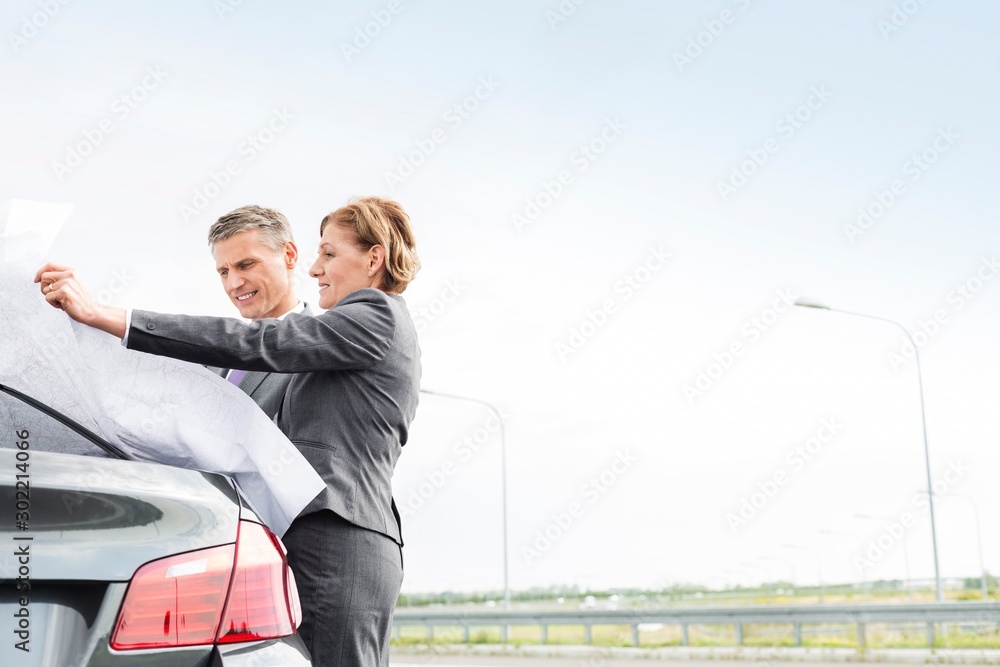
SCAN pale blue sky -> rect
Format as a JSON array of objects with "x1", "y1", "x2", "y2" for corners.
[{"x1": 2, "y1": 0, "x2": 999, "y2": 594}]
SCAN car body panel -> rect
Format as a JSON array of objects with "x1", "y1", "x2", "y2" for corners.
[
  {"x1": 0, "y1": 387, "x2": 310, "y2": 666},
  {"x1": 211, "y1": 636, "x2": 312, "y2": 665},
  {"x1": 0, "y1": 449, "x2": 240, "y2": 581},
  {"x1": 0, "y1": 582, "x2": 311, "y2": 666}
]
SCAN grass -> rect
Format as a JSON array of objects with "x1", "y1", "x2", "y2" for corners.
[
  {"x1": 391, "y1": 621, "x2": 1000, "y2": 650},
  {"x1": 391, "y1": 589, "x2": 1000, "y2": 650}
]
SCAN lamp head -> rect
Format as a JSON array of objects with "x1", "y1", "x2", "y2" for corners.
[{"x1": 794, "y1": 298, "x2": 830, "y2": 310}]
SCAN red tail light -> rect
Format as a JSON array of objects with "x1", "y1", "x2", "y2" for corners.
[
  {"x1": 216, "y1": 521, "x2": 300, "y2": 643},
  {"x1": 111, "y1": 520, "x2": 300, "y2": 650}
]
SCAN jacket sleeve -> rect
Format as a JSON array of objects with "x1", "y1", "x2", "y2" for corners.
[{"x1": 126, "y1": 288, "x2": 396, "y2": 372}]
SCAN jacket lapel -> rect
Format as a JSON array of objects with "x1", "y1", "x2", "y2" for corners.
[
  {"x1": 235, "y1": 303, "x2": 313, "y2": 397},
  {"x1": 239, "y1": 371, "x2": 268, "y2": 396}
]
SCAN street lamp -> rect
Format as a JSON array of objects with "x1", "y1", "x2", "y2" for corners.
[
  {"x1": 722, "y1": 568, "x2": 751, "y2": 600},
  {"x1": 420, "y1": 389, "x2": 510, "y2": 610},
  {"x1": 740, "y1": 561, "x2": 774, "y2": 603},
  {"x1": 723, "y1": 568, "x2": 748, "y2": 586},
  {"x1": 783, "y1": 543, "x2": 825, "y2": 603},
  {"x1": 794, "y1": 299, "x2": 943, "y2": 603},
  {"x1": 761, "y1": 556, "x2": 797, "y2": 600},
  {"x1": 855, "y1": 513, "x2": 913, "y2": 601},
  {"x1": 930, "y1": 492, "x2": 989, "y2": 601},
  {"x1": 819, "y1": 529, "x2": 870, "y2": 602}
]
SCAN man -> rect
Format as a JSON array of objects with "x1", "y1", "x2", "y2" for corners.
[
  {"x1": 36, "y1": 196, "x2": 420, "y2": 666},
  {"x1": 207, "y1": 205, "x2": 313, "y2": 417}
]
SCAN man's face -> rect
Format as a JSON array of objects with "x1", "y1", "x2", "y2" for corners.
[{"x1": 213, "y1": 229, "x2": 298, "y2": 321}]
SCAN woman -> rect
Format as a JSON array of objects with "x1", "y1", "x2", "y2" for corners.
[{"x1": 35, "y1": 196, "x2": 421, "y2": 666}]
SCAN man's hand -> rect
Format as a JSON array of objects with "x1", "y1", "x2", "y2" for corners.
[
  {"x1": 34, "y1": 263, "x2": 127, "y2": 339},
  {"x1": 34, "y1": 262, "x2": 99, "y2": 321}
]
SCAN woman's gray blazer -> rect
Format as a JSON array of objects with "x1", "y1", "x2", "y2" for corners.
[{"x1": 126, "y1": 287, "x2": 420, "y2": 544}]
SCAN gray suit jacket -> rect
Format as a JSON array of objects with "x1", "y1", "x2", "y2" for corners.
[
  {"x1": 208, "y1": 303, "x2": 316, "y2": 419},
  {"x1": 128, "y1": 288, "x2": 420, "y2": 545}
]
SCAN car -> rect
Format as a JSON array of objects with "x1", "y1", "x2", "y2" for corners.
[{"x1": 0, "y1": 382, "x2": 312, "y2": 666}]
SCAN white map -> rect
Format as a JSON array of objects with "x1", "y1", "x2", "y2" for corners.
[{"x1": 0, "y1": 201, "x2": 324, "y2": 536}]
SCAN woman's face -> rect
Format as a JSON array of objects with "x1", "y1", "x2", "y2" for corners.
[{"x1": 309, "y1": 223, "x2": 379, "y2": 310}]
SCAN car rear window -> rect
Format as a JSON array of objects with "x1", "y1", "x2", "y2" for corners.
[{"x1": 0, "y1": 389, "x2": 111, "y2": 457}]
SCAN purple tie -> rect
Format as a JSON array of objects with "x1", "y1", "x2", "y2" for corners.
[{"x1": 227, "y1": 369, "x2": 247, "y2": 386}]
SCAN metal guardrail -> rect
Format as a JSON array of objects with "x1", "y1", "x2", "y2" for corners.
[{"x1": 392, "y1": 602, "x2": 1000, "y2": 648}]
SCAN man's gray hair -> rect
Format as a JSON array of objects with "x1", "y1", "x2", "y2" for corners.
[{"x1": 208, "y1": 205, "x2": 294, "y2": 253}]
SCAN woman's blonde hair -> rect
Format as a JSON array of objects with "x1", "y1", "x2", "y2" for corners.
[{"x1": 321, "y1": 197, "x2": 420, "y2": 294}]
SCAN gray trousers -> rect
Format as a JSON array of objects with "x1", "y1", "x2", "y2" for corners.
[{"x1": 282, "y1": 510, "x2": 403, "y2": 667}]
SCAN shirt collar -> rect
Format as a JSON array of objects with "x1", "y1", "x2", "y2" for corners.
[{"x1": 276, "y1": 301, "x2": 305, "y2": 320}]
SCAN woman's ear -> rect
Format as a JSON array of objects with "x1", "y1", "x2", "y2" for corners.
[{"x1": 368, "y1": 244, "x2": 386, "y2": 275}]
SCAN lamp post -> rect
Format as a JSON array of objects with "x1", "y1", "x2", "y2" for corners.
[
  {"x1": 420, "y1": 389, "x2": 510, "y2": 610},
  {"x1": 761, "y1": 556, "x2": 797, "y2": 600},
  {"x1": 723, "y1": 568, "x2": 748, "y2": 588},
  {"x1": 855, "y1": 513, "x2": 913, "y2": 601},
  {"x1": 722, "y1": 568, "x2": 751, "y2": 602},
  {"x1": 740, "y1": 561, "x2": 774, "y2": 603},
  {"x1": 819, "y1": 529, "x2": 870, "y2": 602},
  {"x1": 931, "y1": 492, "x2": 988, "y2": 601},
  {"x1": 794, "y1": 299, "x2": 943, "y2": 603},
  {"x1": 783, "y1": 543, "x2": 825, "y2": 603}
]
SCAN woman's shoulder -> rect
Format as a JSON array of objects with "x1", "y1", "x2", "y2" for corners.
[
  {"x1": 342, "y1": 287, "x2": 388, "y2": 301},
  {"x1": 317, "y1": 289, "x2": 417, "y2": 362},
  {"x1": 325, "y1": 288, "x2": 411, "y2": 332},
  {"x1": 339, "y1": 288, "x2": 412, "y2": 311},
  {"x1": 334, "y1": 288, "x2": 398, "y2": 313}
]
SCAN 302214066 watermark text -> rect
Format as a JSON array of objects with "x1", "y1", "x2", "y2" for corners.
[{"x1": 12, "y1": 429, "x2": 32, "y2": 653}]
